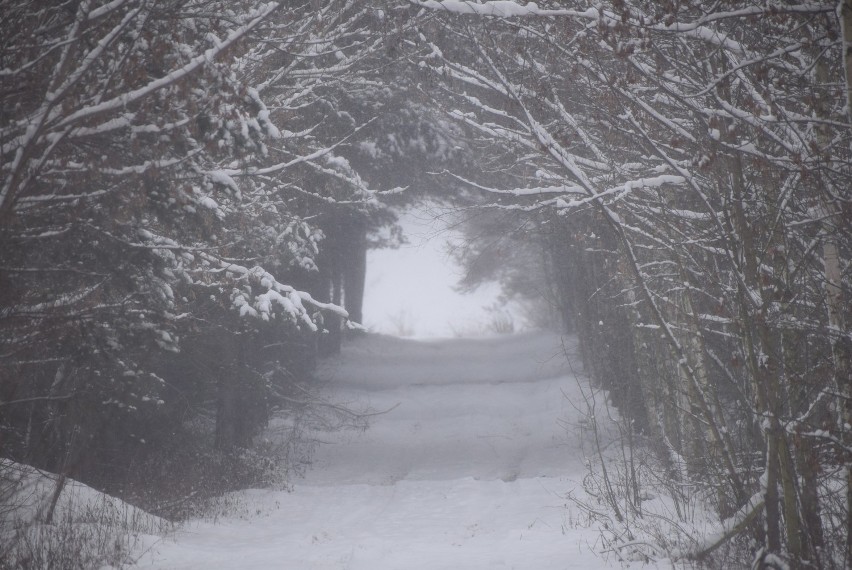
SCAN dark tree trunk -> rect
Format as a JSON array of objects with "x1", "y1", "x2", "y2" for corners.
[
  {"x1": 214, "y1": 333, "x2": 260, "y2": 451},
  {"x1": 343, "y1": 223, "x2": 367, "y2": 325}
]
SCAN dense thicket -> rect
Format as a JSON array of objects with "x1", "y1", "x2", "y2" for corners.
[
  {"x1": 410, "y1": 1, "x2": 852, "y2": 568},
  {"x1": 0, "y1": 0, "x2": 419, "y2": 513}
]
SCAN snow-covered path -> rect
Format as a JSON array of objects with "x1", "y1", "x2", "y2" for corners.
[{"x1": 136, "y1": 332, "x2": 634, "y2": 569}]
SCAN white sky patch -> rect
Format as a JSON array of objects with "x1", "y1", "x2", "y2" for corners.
[{"x1": 363, "y1": 206, "x2": 506, "y2": 338}]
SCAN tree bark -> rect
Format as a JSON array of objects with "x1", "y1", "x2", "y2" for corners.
[
  {"x1": 833, "y1": 3, "x2": 852, "y2": 561},
  {"x1": 343, "y1": 222, "x2": 367, "y2": 325}
]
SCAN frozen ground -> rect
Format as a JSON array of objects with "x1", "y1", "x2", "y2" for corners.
[{"x1": 135, "y1": 332, "x2": 661, "y2": 569}]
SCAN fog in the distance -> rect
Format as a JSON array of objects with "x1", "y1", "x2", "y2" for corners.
[{"x1": 362, "y1": 207, "x2": 509, "y2": 338}]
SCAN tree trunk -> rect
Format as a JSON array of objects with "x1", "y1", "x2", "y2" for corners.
[
  {"x1": 215, "y1": 333, "x2": 249, "y2": 451},
  {"x1": 829, "y1": 6, "x2": 852, "y2": 559},
  {"x1": 343, "y1": 223, "x2": 367, "y2": 325},
  {"x1": 215, "y1": 365, "x2": 238, "y2": 450}
]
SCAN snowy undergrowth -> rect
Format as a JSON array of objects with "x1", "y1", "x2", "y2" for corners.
[
  {"x1": 0, "y1": 460, "x2": 169, "y2": 569},
  {"x1": 196, "y1": 401, "x2": 368, "y2": 525},
  {"x1": 565, "y1": 376, "x2": 753, "y2": 569}
]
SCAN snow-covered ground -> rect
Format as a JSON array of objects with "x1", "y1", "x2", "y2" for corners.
[
  {"x1": 1, "y1": 460, "x2": 167, "y2": 568},
  {"x1": 135, "y1": 332, "x2": 660, "y2": 569}
]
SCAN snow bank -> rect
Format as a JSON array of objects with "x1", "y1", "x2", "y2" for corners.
[
  {"x1": 2, "y1": 460, "x2": 167, "y2": 568},
  {"x1": 1, "y1": 459, "x2": 164, "y2": 529}
]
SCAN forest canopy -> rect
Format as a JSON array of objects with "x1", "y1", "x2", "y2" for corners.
[{"x1": 1, "y1": 2, "x2": 851, "y2": 569}]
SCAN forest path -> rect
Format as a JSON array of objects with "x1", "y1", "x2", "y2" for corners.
[{"x1": 136, "y1": 332, "x2": 633, "y2": 569}]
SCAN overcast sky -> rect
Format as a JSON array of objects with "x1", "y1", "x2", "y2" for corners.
[{"x1": 362, "y1": 206, "x2": 506, "y2": 338}]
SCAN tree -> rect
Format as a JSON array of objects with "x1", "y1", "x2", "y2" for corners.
[
  {"x1": 410, "y1": 1, "x2": 852, "y2": 566},
  {"x1": 0, "y1": 0, "x2": 398, "y2": 507}
]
